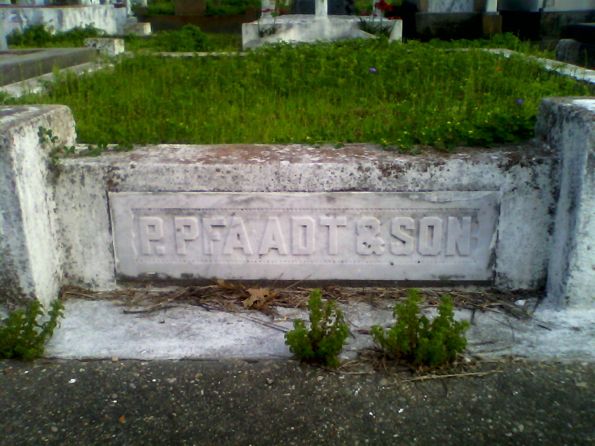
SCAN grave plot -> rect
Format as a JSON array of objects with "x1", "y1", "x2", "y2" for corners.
[{"x1": 0, "y1": 40, "x2": 593, "y2": 360}]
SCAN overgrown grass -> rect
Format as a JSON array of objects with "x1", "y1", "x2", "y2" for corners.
[
  {"x1": 126, "y1": 25, "x2": 212, "y2": 52},
  {"x1": 126, "y1": 27, "x2": 242, "y2": 52},
  {"x1": 4, "y1": 39, "x2": 592, "y2": 149},
  {"x1": 425, "y1": 33, "x2": 554, "y2": 58}
]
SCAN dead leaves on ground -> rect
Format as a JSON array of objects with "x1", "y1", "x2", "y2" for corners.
[
  {"x1": 243, "y1": 288, "x2": 278, "y2": 311},
  {"x1": 60, "y1": 282, "x2": 535, "y2": 320}
]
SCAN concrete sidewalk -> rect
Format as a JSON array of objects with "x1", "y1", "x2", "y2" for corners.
[{"x1": 0, "y1": 358, "x2": 592, "y2": 445}]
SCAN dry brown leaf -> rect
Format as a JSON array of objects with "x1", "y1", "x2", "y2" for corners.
[{"x1": 243, "y1": 288, "x2": 277, "y2": 309}]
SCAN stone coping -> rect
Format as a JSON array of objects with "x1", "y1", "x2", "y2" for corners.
[{"x1": 0, "y1": 47, "x2": 97, "y2": 86}]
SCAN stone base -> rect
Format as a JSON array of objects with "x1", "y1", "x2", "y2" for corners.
[
  {"x1": 124, "y1": 22, "x2": 152, "y2": 36},
  {"x1": 242, "y1": 15, "x2": 401, "y2": 50},
  {"x1": 84, "y1": 38, "x2": 125, "y2": 57}
]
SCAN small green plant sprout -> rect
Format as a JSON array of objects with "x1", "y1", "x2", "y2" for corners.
[
  {"x1": 371, "y1": 289, "x2": 469, "y2": 369},
  {"x1": 285, "y1": 289, "x2": 349, "y2": 368},
  {"x1": 0, "y1": 299, "x2": 64, "y2": 360},
  {"x1": 38, "y1": 126, "x2": 76, "y2": 168}
]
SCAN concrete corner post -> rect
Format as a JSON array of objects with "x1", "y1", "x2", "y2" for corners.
[
  {"x1": 0, "y1": 106, "x2": 76, "y2": 308},
  {"x1": 0, "y1": 10, "x2": 7, "y2": 51},
  {"x1": 537, "y1": 98, "x2": 595, "y2": 309},
  {"x1": 315, "y1": 0, "x2": 328, "y2": 17}
]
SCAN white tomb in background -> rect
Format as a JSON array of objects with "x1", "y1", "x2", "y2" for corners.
[
  {"x1": 0, "y1": 0, "x2": 151, "y2": 45},
  {"x1": 242, "y1": 0, "x2": 402, "y2": 49}
]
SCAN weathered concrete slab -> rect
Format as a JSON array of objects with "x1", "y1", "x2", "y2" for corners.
[
  {"x1": 109, "y1": 191, "x2": 499, "y2": 282},
  {"x1": 55, "y1": 143, "x2": 555, "y2": 292}
]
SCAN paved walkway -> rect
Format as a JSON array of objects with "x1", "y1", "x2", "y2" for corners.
[{"x1": 0, "y1": 359, "x2": 592, "y2": 445}]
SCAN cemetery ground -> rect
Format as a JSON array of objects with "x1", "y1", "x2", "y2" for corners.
[{"x1": 1, "y1": 31, "x2": 594, "y2": 444}]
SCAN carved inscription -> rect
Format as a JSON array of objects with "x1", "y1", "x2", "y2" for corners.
[
  {"x1": 136, "y1": 214, "x2": 473, "y2": 258},
  {"x1": 110, "y1": 192, "x2": 499, "y2": 281}
]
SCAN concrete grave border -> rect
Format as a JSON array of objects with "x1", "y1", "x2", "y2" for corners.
[
  {"x1": 0, "y1": 97, "x2": 593, "y2": 309},
  {"x1": 0, "y1": 48, "x2": 97, "y2": 87}
]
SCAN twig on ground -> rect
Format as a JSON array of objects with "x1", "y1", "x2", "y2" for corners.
[{"x1": 402, "y1": 370, "x2": 502, "y2": 382}]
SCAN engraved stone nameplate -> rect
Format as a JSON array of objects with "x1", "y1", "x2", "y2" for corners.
[{"x1": 109, "y1": 192, "x2": 499, "y2": 282}]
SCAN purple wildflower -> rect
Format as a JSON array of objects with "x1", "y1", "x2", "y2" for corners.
[
  {"x1": 515, "y1": 98, "x2": 525, "y2": 106},
  {"x1": 369, "y1": 67, "x2": 378, "y2": 74}
]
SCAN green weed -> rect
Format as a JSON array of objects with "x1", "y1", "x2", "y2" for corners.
[
  {"x1": 372, "y1": 289, "x2": 469, "y2": 368},
  {"x1": 285, "y1": 289, "x2": 349, "y2": 368},
  {"x1": 0, "y1": 300, "x2": 64, "y2": 360},
  {"x1": 38, "y1": 126, "x2": 76, "y2": 170}
]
